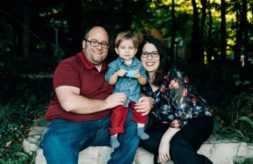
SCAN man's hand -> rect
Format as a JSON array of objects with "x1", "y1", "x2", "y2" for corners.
[
  {"x1": 135, "y1": 96, "x2": 154, "y2": 116},
  {"x1": 105, "y1": 92, "x2": 127, "y2": 109}
]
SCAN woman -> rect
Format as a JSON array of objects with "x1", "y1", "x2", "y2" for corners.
[{"x1": 139, "y1": 37, "x2": 214, "y2": 164}]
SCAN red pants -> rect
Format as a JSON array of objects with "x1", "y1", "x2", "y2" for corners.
[{"x1": 110, "y1": 102, "x2": 147, "y2": 135}]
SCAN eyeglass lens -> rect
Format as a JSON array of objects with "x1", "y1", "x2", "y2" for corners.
[
  {"x1": 142, "y1": 51, "x2": 158, "y2": 58},
  {"x1": 86, "y1": 39, "x2": 109, "y2": 48}
]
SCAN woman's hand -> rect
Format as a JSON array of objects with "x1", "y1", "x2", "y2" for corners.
[
  {"x1": 158, "y1": 127, "x2": 180, "y2": 163},
  {"x1": 170, "y1": 119, "x2": 180, "y2": 128},
  {"x1": 135, "y1": 96, "x2": 154, "y2": 116},
  {"x1": 158, "y1": 138, "x2": 171, "y2": 163}
]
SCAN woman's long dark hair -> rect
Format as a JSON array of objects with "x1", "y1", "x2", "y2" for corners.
[{"x1": 138, "y1": 37, "x2": 171, "y2": 86}]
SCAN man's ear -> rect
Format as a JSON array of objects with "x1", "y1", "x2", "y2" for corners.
[{"x1": 82, "y1": 40, "x2": 86, "y2": 49}]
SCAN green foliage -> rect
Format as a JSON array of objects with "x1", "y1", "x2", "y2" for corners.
[
  {"x1": 175, "y1": 61, "x2": 253, "y2": 142},
  {"x1": 214, "y1": 91, "x2": 253, "y2": 142},
  {"x1": 0, "y1": 102, "x2": 39, "y2": 163},
  {"x1": 234, "y1": 156, "x2": 253, "y2": 164},
  {"x1": 239, "y1": 116, "x2": 253, "y2": 128},
  {"x1": 0, "y1": 19, "x2": 14, "y2": 56},
  {"x1": 233, "y1": 74, "x2": 251, "y2": 87},
  {"x1": 0, "y1": 75, "x2": 51, "y2": 163}
]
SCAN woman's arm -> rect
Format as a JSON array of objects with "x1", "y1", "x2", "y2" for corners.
[
  {"x1": 137, "y1": 75, "x2": 147, "y2": 85},
  {"x1": 158, "y1": 127, "x2": 180, "y2": 163},
  {"x1": 138, "y1": 65, "x2": 148, "y2": 85}
]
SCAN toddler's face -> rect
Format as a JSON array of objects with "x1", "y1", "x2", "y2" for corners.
[
  {"x1": 115, "y1": 39, "x2": 137, "y2": 61},
  {"x1": 169, "y1": 79, "x2": 180, "y2": 89}
]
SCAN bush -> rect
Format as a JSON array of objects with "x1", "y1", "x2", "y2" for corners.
[
  {"x1": 0, "y1": 75, "x2": 51, "y2": 163},
  {"x1": 175, "y1": 61, "x2": 253, "y2": 142},
  {"x1": 214, "y1": 92, "x2": 253, "y2": 142},
  {"x1": 0, "y1": 102, "x2": 46, "y2": 163}
]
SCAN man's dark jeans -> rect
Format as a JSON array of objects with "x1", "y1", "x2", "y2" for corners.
[{"x1": 41, "y1": 110, "x2": 139, "y2": 164}]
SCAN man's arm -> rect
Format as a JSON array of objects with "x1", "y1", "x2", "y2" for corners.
[{"x1": 55, "y1": 86, "x2": 126, "y2": 114}]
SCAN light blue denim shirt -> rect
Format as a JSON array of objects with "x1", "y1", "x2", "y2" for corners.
[{"x1": 105, "y1": 57, "x2": 147, "y2": 107}]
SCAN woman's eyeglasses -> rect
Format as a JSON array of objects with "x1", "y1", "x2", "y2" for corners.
[{"x1": 141, "y1": 51, "x2": 159, "y2": 58}]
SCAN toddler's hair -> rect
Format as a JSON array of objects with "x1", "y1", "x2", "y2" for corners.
[{"x1": 115, "y1": 31, "x2": 143, "y2": 48}]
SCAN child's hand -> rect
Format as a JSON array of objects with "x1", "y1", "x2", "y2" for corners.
[
  {"x1": 134, "y1": 70, "x2": 141, "y2": 78},
  {"x1": 117, "y1": 69, "x2": 127, "y2": 77},
  {"x1": 126, "y1": 70, "x2": 139, "y2": 78}
]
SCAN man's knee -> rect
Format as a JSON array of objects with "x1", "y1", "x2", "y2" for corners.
[
  {"x1": 42, "y1": 131, "x2": 78, "y2": 164},
  {"x1": 41, "y1": 131, "x2": 61, "y2": 152}
]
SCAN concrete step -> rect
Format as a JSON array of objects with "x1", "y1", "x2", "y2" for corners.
[{"x1": 23, "y1": 119, "x2": 253, "y2": 164}]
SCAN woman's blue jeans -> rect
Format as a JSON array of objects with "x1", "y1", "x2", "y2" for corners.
[{"x1": 41, "y1": 110, "x2": 139, "y2": 164}]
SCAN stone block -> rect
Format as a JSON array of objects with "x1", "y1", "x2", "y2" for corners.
[
  {"x1": 23, "y1": 119, "x2": 253, "y2": 164},
  {"x1": 33, "y1": 140, "x2": 253, "y2": 164}
]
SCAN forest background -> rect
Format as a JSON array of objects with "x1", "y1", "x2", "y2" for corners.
[{"x1": 0, "y1": 0, "x2": 253, "y2": 163}]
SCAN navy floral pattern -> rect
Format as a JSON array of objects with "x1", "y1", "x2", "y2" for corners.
[{"x1": 142, "y1": 67, "x2": 212, "y2": 128}]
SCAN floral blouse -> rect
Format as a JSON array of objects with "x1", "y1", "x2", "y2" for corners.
[{"x1": 142, "y1": 67, "x2": 212, "y2": 128}]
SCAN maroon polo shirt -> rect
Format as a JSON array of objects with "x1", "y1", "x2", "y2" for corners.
[{"x1": 46, "y1": 51, "x2": 113, "y2": 122}]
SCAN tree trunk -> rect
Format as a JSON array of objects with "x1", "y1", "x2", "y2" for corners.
[
  {"x1": 200, "y1": 0, "x2": 207, "y2": 63},
  {"x1": 63, "y1": 0, "x2": 82, "y2": 56},
  {"x1": 22, "y1": 3, "x2": 30, "y2": 59},
  {"x1": 122, "y1": 0, "x2": 132, "y2": 30},
  {"x1": 241, "y1": 0, "x2": 249, "y2": 65},
  {"x1": 206, "y1": 4, "x2": 214, "y2": 63},
  {"x1": 170, "y1": 0, "x2": 176, "y2": 62},
  {"x1": 251, "y1": 0, "x2": 253, "y2": 47},
  {"x1": 220, "y1": 0, "x2": 227, "y2": 62},
  {"x1": 234, "y1": 8, "x2": 242, "y2": 66},
  {"x1": 190, "y1": 0, "x2": 201, "y2": 62}
]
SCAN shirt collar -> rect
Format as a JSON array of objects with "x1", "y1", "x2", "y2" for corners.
[
  {"x1": 118, "y1": 57, "x2": 138, "y2": 66},
  {"x1": 79, "y1": 51, "x2": 107, "y2": 71}
]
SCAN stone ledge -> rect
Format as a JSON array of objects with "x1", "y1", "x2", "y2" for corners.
[
  {"x1": 35, "y1": 147, "x2": 160, "y2": 164},
  {"x1": 23, "y1": 119, "x2": 253, "y2": 164},
  {"x1": 34, "y1": 142, "x2": 253, "y2": 164}
]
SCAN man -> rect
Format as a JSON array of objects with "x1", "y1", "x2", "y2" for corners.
[{"x1": 41, "y1": 26, "x2": 153, "y2": 164}]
